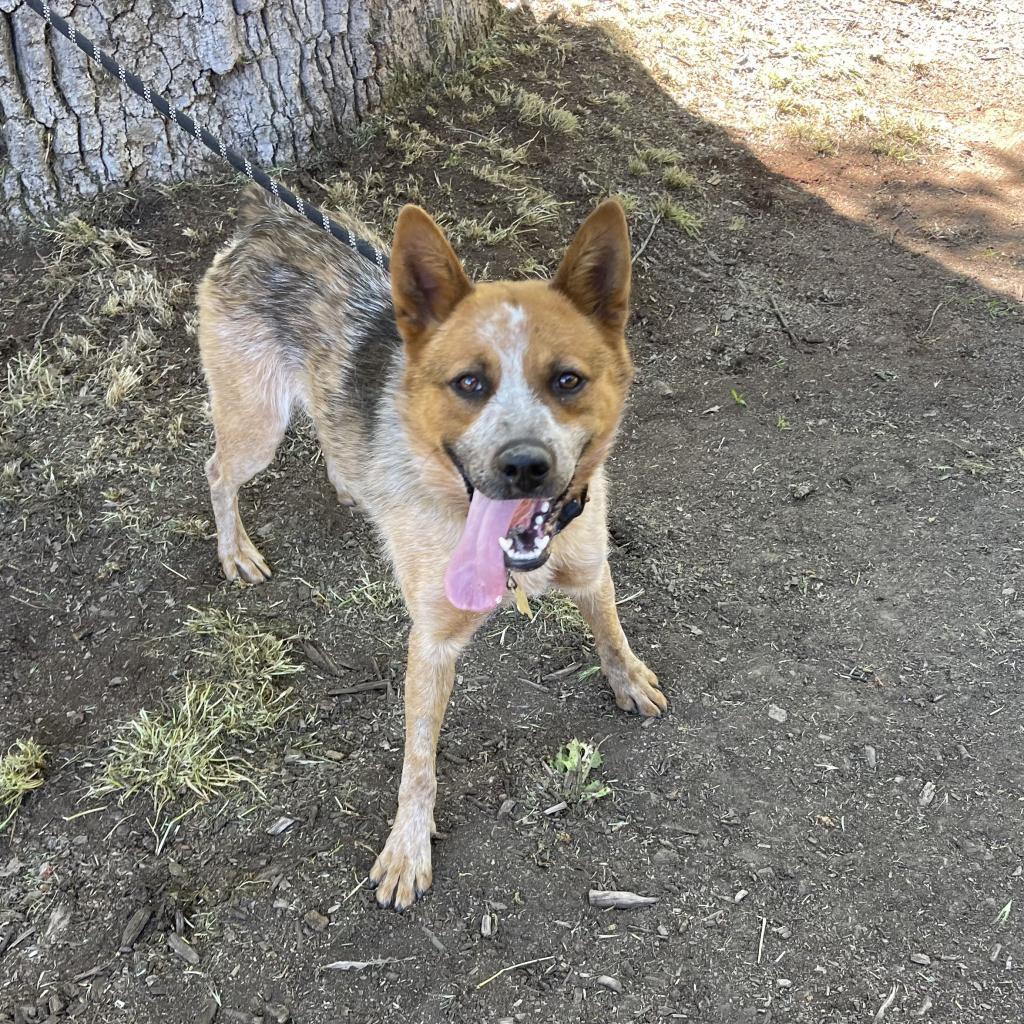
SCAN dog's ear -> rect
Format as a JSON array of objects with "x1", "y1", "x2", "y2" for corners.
[
  {"x1": 552, "y1": 199, "x2": 632, "y2": 333},
  {"x1": 391, "y1": 205, "x2": 472, "y2": 349}
]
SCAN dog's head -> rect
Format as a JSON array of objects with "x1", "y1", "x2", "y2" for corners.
[{"x1": 391, "y1": 201, "x2": 634, "y2": 609}]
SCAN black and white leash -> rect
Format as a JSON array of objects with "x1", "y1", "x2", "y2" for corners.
[{"x1": 20, "y1": 0, "x2": 389, "y2": 273}]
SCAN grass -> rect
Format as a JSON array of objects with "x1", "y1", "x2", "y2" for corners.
[
  {"x1": 869, "y1": 115, "x2": 930, "y2": 161},
  {"x1": 93, "y1": 610, "x2": 301, "y2": 816},
  {"x1": 489, "y1": 87, "x2": 582, "y2": 134},
  {"x1": 662, "y1": 165, "x2": 699, "y2": 191},
  {"x1": 549, "y1": 739, "x2": 610, "y2": 803},
  {"x1": 2, "y1": 346, "x2": 63, "y2": 418},
  {"x1": 0, "y1": 739, "x2": 46, "y2": 832},
  {"x1": 94, "y1": 267, "x2": 187, "y2": 324},
  {"x1": 534, "y1": 593, "x2": 588, "y2": 637},
  {"x1": 655, "y1": 195, "x2": 704, "y2": 237},
  {"x1": 787, "y1": 119, "x2": 838, "y2": 156},
  {"x1": 332, "y1": 566, "x2": 407, "y2": 643},
  {"x1": 627, "y1": 154, "x2": 649, "y2": 175}
]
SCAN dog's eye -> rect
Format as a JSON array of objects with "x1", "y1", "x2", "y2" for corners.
[
  {"x1": 553, "y1": 371, "x2": 585, "y2": 395},
  {"x1": 453, "y1": 373, "x2": 487, "y2": 396}
]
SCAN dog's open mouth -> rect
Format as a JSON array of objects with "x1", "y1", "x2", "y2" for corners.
[
  {"x1": 443, "y1": 488, "x2": 571, "y2": 613},
  {"x1": 497, "y1": 496, "x2": 559, "y2": 571}
]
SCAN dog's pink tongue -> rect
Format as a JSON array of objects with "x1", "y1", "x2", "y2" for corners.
[{"x1": 445, "y1": 492, "x2": 520, "y2": 613}]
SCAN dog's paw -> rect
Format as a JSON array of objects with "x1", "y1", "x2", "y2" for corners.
[
  {"x1": 369, "y1": 825, "x2": 432, "y2": 910},
  {"x1": 219, "y1": 540, "x2": 271, "y2": 584},
  {"x1": 608, "y1": 658, "x2": 667, "y2": 717}
]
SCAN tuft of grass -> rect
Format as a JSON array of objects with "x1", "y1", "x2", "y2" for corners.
[
  {"x1": 550, "y1": 739, "x2": 610, "y2": 803},
  {"x1": 334, "y1": 567, "x2": 406, "y2": 628},
  {"x1": 731, "y1": 388, "x2": 747, "y2": 407},
  {"x1": 450, "y1": 213, "x2": 526, "y2": 247},
  {"x1": 94, "y1": 610, "x2": 301, "y2": 816},
  {"x1": 775, "y1": 96, "x2": 815, "y2": 118},
  {"x1": 94, "y1": 267, "x2": 186, "y2": 324},
  {"x1": 662, "y1": 165, "x2": 699, "y2": 191},
  {"x1": 1, "y1": 346, "x2": 63, "y2": 418},
  {"x1": 627, "y1": 154, "x2": 649, "y2": 176},
  {"x1": 642, "y1": 145, "x2": 685, "y2": 166},
  {"x1": 533, "y1": 593, "x2": 588, "y2": 636},
  {"x1": 0, "y1": 739, "x2": 46, "y2": 832},
  {"x1": 509, "y1": 185, "x2": 566, "y2": 227},
  {"x1": 497, "y1": 87, "x2": 582, "y2": 134},
  {"x1": 104, "y1": 364, "x2": 143, "y2": 408},
  {"x1": 787, "y1": 119, "x2": 838, "y2": 156},
  {"x1": 869, "y1": 115, "x2": 930, "y2": 161},
  {"x1": 655, "y1": 195, "x2": 704, "y2": 237}
]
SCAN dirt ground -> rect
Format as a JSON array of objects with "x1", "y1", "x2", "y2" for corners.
[{"x1": 2, "y1": 2, "x2": 1022, "y2": 1021}]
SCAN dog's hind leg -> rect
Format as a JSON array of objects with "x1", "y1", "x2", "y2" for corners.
[{"x1": 204, "y1": 369, "x2": 289, "y2": 584}]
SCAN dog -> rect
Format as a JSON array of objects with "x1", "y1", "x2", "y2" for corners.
[{"x1": 196, "y1": 185, "x2": 667, "y2": 909}]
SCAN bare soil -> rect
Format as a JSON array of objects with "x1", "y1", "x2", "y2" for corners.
[{"x1": 2, "y1": 3, "x2": 1022, "y2": 1022}]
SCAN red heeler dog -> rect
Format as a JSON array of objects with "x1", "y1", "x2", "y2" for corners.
[{"x1": 197, "y1": 187, "x2": 667, "y2": 908}]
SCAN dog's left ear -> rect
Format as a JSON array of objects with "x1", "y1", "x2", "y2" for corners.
[
  {"x1": 552, "y1": 199, "x2": 631, "y2": 333},
  {"x1": 391, "y1": 204, "x2": 472, "y2": 350}
]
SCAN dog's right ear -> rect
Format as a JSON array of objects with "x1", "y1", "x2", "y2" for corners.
[{"x1": 390, "y1": 205, "x2": 472, "y2": 349}]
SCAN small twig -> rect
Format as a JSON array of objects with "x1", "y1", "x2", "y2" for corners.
[
  {"x1": 769, "y1": 296, "x2": 798, "y2": 345},
  {"x1": 475, "y1": 955, "x2": 555, "y2": 990},
  {"x1": 757, "y1": 916, "x2": 767, "y2": 964},
  {"x1": 920, "y1": 301, "x2": 944, "y2": 338},
  {"x1": 873, "y1": 982, "x2": 898, "y2": 1021},
  {"x1": 35, "y1": 289, "x2": 71, "y2": 339},
  {"x1": 632, "y1": 213, "x2": 662, "y2": 264},
  {"x1": 327, "y1": 679, "x2": 386, "y2": 697},
  {"x1": 302, "y1": 640, "x2": 354, "y2": 676}
]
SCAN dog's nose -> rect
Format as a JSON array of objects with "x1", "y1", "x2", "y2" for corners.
[{"x1": 496, "y1": 443, "x2": 553, "y2": 495}]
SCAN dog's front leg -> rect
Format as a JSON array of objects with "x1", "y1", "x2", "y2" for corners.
[
  {"x1": 370, "y1": 616, "x2": 474, "y2": 909},
  {"x1": 565, "y1": 560, "x2": 667, "y2": 717}
]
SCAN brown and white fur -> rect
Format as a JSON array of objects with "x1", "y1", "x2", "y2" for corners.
[{"x1": 197, "y1": 186, "x2": 667, "y2": 909}]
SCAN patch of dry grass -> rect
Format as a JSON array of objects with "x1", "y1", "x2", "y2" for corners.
[
  {"x1": 869, "y1": 114, "x2": 931, "y2": 161},
  {"x1": 0, "y1": 739, "x2": 46, "y2": 832},
  {"x1": 93, "y1": 610, "x2": 301, "y2": 817},
  {"x1": 654, "y1": 195, "x2": 704, "y2": 237}
]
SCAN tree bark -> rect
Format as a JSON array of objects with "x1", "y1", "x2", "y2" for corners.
[{"x1": 0, "y1": 0, "x2": 497, "y2": 222}]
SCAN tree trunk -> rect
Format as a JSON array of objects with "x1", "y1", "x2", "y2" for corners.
[{"x1": 0, "y1": 0, "x2": 496, "y2": 222}]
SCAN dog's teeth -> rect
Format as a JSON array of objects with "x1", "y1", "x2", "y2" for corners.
[
  {"x1": 540, "y1": 501, "x2": 550, "y2": 513},
  {"x1": 533, "y1": 515, "x2": 544, "y2": 527},
  {"x1": 498, "y1": 537, "x2": 513, "y2": 554},
  {"x1": 538, "y1": 535, "x2": 550, "y2": 550}
]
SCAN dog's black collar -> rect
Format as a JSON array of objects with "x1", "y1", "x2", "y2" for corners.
[{"x1": 553, "y1": 485, "x2": 588, "y2": 535}]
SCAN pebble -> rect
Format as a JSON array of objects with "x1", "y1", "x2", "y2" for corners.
[
  {"x1": 767, "y1": 704, "x2": 788, "y2": 724},
  {"x1": 596, "y1": 976, "x2": 622, "y2": 994},
  {"x1": 919, "y1": 782, "x2": 936, "y2": 808},
  {"x1": 777, "y1": 978, "x2": 792, "y2": 989},
  {"x1": 910, "y1": 952, "x2": 931, "y2": 966},
  {"x1": 863, "y1": 745, "x2": 877, "y2": 770},
  {"x1": 481, "y1": 913, "x2": 496, "y2": 938},
  {"x1": 303, "y1": 910, "x2": 329, "y2": 932}
]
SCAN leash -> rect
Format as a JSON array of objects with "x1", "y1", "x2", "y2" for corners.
[{"x1": 19, "y1": 0, "x2": 389, "y2": 272}]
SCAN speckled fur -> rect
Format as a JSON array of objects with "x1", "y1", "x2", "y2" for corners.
[{"x1": 195, "y1": 189, "x2": 666, "y2": 909}]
